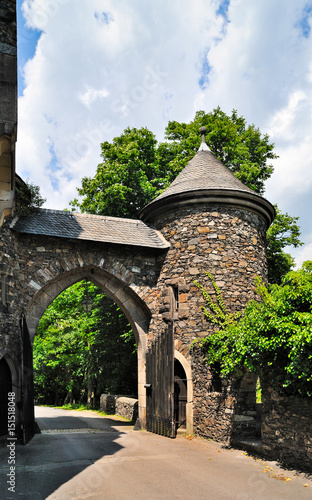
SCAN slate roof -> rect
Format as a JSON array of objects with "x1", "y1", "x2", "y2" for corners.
[
  {"x1": 10, "y1": 209, "x2": 170, "y2": 249},
  {"x1": 155, "y1": 149, "x2": 255, "y2": 201},
  {"x1": 140, "y1": 146, "x2": 275, "y2": 225}
]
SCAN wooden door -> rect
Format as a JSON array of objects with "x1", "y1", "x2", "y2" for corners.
[{"x1": 146, "y1": 323, "x2": 175, "y2": 438}]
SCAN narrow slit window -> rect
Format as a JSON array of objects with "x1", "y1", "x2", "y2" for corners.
[
  {"x1": 173, "y1": 285, "x2": 179, "y2": 312},
  {"x1": 1, "y1": 273, "x2": 7, "y2": 307}
]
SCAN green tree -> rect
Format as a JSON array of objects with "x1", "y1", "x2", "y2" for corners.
[
  {"x1": 197, "y1": 262, "x2": 312, "y2": 397},
  {"x1": 70, "y1": 127, "x2": 164, "y2": 218},
  {"x1": 71, "y1": 108, "x2": 276, "y2": 216},
  {"x1": 70, "y1": 108, "x2": 302, "y2": 283},
  {"x1": 34, "y1": 281, "x2": 137, "y2": 406},
  {"x1": 267, "y1": 205, "x2": 303, "y2": 284},
  {"x1": 15, "y1": 179, "x2": 46, "y2": 216},
  {"x1": 164, "y1": 107, "x2": 276, "y2": 195}
]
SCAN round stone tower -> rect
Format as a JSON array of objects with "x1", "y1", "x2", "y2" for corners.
[{"x1": 140, "y1": 128, "x2": 275, "y2": 440}]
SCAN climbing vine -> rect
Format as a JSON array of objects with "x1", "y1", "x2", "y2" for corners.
[
  {"x1": 194, "y1": 264, "x2": 312, "y2": 398},
  {"x1": 193, "y1": 271, "x2": 241, "y2": 330}
]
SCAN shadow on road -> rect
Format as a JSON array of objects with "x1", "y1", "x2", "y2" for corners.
[
  {"x1": 36, "y1": 414, "x2": 134, "y2": 431},
  {"x1": 0, "y1": 406, "x2": 133, "y2": 500}
]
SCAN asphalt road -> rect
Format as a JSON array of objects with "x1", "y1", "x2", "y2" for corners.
[{"x1": 0, "y1": 406, "x2": 311, "y2": 500}]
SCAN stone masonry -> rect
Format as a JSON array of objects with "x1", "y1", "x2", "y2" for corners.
[
  {"x1": 145, "y1": 204, "x2": 268, "y2": 442},
  {"x1": 1, "y1": 0, "x2": 312, "y2": 473}
]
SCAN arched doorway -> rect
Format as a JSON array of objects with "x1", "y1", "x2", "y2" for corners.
[
  {"x1": 33, "y1": 281, "x2": 138, "y2": 407},
  {"x1": 0, "y1": 357, "x2": 12, "y2": 436},
  {"x1": 24, "y1": 265, "x2": 151, "y2": 438},
  {"x1": 174, "y1": 351, "x2": 193, "y2": 435},
  {"x1": 174, "y1": 359, "x2": 187, "y2": 430},
  {"x1": 233, "y1": 371, "x2": 262, "y2": 442}
]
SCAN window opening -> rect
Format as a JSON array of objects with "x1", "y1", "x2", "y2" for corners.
[
  {"x1": 172, "y1": 285, "x2": 179, "y2": 316},
  {"x1": 1, "y1": 273, "x2": 8, "y2": 309}
]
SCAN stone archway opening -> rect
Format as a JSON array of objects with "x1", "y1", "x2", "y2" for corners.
[
  {"x1": 33, "y1": 280, "x2": 138, "y2": 408},
  {"x1": 25, "y1": 266, "x2": 151, "y2": 429},
  {"x1": 174, "y1": 359, "x2": 187, "y2": 430},
  {"x1": 174, "y1": 351, "x2": 193, "y2": 435},
  {"x1": 233, "y1": 371, "x2": 262, "y2": 444}
]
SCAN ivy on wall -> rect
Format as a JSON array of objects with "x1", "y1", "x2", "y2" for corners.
[{"x1": 194, "y1": 264, "x2": 312, "y2": 398}]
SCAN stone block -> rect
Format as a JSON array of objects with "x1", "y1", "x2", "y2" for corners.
[
  {"x1": 115, "y1": 397, "x2": 138, "y2": 422},
  {"x1": 189, "y1": 267, "x2": 199, "y2": 275}
]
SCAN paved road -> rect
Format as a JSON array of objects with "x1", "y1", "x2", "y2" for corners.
[{"x1": 0, "y1": 406, "x2": 311, "y2": 500}]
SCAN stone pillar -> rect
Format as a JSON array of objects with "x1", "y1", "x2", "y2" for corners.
[{"x1": 0, "y1": 1, "x2": 17, "y2": 225}]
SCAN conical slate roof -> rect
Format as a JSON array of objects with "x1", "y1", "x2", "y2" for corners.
[
  {"x1": 154, "y1": 149, "x2": 255, "y2": 201},
  {"x1": 140, "y1": 132, "x2": 275, "y2": 227}
]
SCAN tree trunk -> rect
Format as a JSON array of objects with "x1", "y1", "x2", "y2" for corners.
[{"x1": 87, "y1": 378, "x2": 95, "y2": 408}]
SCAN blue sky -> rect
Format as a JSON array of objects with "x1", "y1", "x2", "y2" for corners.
[
  {"x1": 16, "y1": 0, "x2": 312, "y2": 266},
  {"x1": 16, "y1": 0, "x2": 40, "y2": 95}
]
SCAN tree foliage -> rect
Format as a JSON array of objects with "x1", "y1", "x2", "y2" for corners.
[
  {"x1": 34, "y1": 281, "x2": 137, "y2": 406},
  {"x1": 70, "y1": 107, "x2": 277, "y2": 215},
  {"x1": 267, "y1": 205, "x2": 303, "y2": 284},
  {"x1": 197, "y1": 263, "x2": 312, "y2": 398},
  {"x1": 70, "y1": 127, "x2": 165, "y2": 218},
  {"x1": 164, "y1": 108, "x2": 276, "y2": 195},
  {"x1": 70, "y1": 108, "x2": 302, "y2": 283},
  {"x1": 15, "y1": 179, "x2": 46, "y2": 216}
]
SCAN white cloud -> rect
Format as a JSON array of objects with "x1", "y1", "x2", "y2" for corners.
[
  {"x1": 293, "y1": 242, "x2": 312, "y2": 269},
  {"x1": 267, "y1": 91, "x2": 308, "y2": 141},
  {"x1": 16, "y1": 0, "x2": 312, "y2": 264},
  {"x1": 78, "y1": 87, "x2": 110, "y2": 108}
]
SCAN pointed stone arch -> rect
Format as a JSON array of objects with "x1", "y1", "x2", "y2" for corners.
[{"x1": 25, "y1": 265, "x2": 151, "y2": 425}]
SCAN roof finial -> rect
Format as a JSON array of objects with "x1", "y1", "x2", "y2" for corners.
[{"x1": 198, "y1": 126, "x2": 210, "y2": 152}]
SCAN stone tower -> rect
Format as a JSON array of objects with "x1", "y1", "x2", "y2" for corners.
[
  {"x1": 140, "y1": 128, "x2": 275, "y2": 439},
  {"x1": 0, "y1": 1, "x2": 17, "y2": 225}
]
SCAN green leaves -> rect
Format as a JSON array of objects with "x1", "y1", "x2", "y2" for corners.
[
  {"x1": 165, "y1": 107, "x2": 276, "y2": 195},
  {"x1": 70, "y1": 127, "x2": 161, "y2": 218},
  {"x1": 34, "y1": 281, "x2": 137, "y2": 405},
  {"x1": 194, "y1": 271, "x2": 241, "y2": 329},
  {"x1": 267, "y1": 205, "x2": 303, "y2": 284},
  {"x1": 15, "y1": 179, "x2": 46, "y2": 216},
  {"x1": 198, "y1": 263, "x2": 312, "y2": 397},
  {"x1": 70, "y1": 108, "x2": 277, "y2": 217},
  {"x1": 69, "y1": 108, "x2": 302, "y2": 284}
]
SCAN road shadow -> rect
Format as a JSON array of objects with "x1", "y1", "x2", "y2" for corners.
[
  {"x1": 0, "y1": 408, "x2": 134, "y2": 500},
  {"x1": 35, "y1": 414, "x2": 134, "y2": 431}
]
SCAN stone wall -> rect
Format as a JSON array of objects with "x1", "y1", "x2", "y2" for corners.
[
  {"x1": 0, "y1": 218, "x2": 157, "y2": 357},
  {"x1": 0, "y1": 217, "x2": 160, "y2": 436},
  {"x1": 116, "y1": 397, "x2": 138, "y2": 422},
  {"x1": 191, "y1": 344, "x2": 235, "y2": 442},
  {"x1": 0, "y1": 218, "x2": 158, "y2": 332},
  {"x1": 100, "y1": 394, "x2": 119, "y2": 414},
  {"x1": 262, "y1": 389, "x2": 312, "y2": 471},
  {"x1": 100, "y1": 394, "x2": 138, "y2": 422},
  {"x1": 0, "y1": 222, "x2": 20, "y2": 354},
  {"x1": 152, "y1": 204, "x2": 267, "y2": 340},
  {"x1": 0, "y1": 1, "x2": 16, "y2": 49}
]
